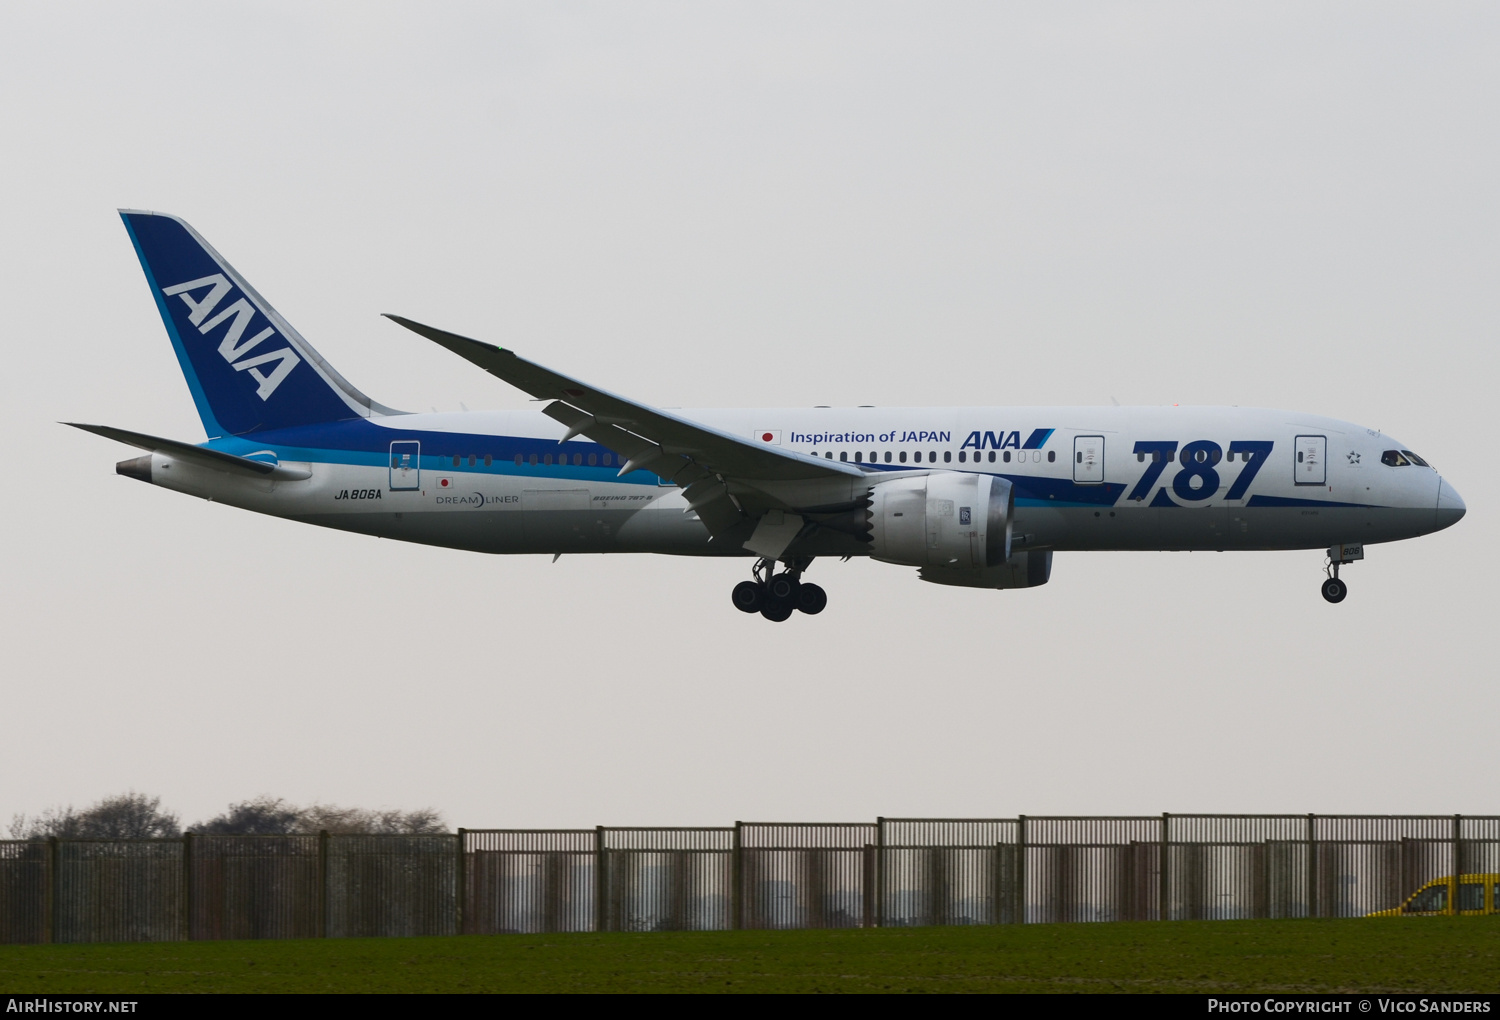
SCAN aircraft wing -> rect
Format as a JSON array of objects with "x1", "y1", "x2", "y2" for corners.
[{"x1": 384, "y1": 315, "x2": 871, "y2": 547}]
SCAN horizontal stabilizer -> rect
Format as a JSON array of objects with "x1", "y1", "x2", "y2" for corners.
[{"x1": 65, "y1": 423, "x2": 310, "y2": 480}]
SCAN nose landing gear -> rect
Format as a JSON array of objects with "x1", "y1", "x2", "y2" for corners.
[
  {"x1": 730, "y1": 558, "x2": 827, "y2": 621},
  {"x1": 1321, "y1": 543, "x2": 1362, "y2": 604}
]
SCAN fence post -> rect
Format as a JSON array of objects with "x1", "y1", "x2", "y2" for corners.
[
  {"x1": 1452, "y1": 814, "x2": 1462, "y2": 917},
  {"x1": 318, "y1": 830, "x2": 329, "y2": 938},
  {"x1": 1306, "y1": 813, "x2": 1317, "y2": 919},
  {"x1": 731, "y1": 822, "x2": 743, "y2": 931},
  {"x1": 1016, "y1": 815, "x2": 1027, "y2": 925},
  {"x1": 875, "y1": 817, "x2": 886, "y2": 928},
  {"x1": 45, "y1": 836, "x2": 59, "y2": 944},
  {"x1": 993, "y1": 841, "x2": 1004, "y2": 927},
  {"x1": 455, "y1": 828, "x2": 466, "y2": 936},
  {"x1": 1159, "y1": 813, "x2": 1170, "y2": 922},
  {"x1": 594, "y1": 826, "x2": 606, "y2": 933},
  {"x1": 182, "y1": 832, "x2": 193, "y2": 941}
]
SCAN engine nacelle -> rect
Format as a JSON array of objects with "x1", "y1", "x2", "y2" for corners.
[
  {"x1": 868, "y1": 472, "x2": 1013, "y2": 569},
  {"x1": 918, "y1": 550, "x2": 1053, "y2": 589}
]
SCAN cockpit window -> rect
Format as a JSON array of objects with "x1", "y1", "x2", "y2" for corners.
[
  {"x1": 1381, "y1": 450, "x2": 1410, "y2": 467},
  {"x1": 1401, "y1": 450, "x2": 1430, "y2": 467}
]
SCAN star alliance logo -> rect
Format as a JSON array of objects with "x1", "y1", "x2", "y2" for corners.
[{"x1": 1347, "y1": 451, "x2": 1361, "y2": 465}]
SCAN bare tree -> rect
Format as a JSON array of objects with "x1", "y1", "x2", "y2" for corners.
[
  {"x1": 191, "y1": 799, "x2": 447, "y2": 835},
  {"x1": 10, "y1": 793, "x2": 446, "y2": 839},
  {"x1": 194, "y1": 797, "x2": 303, "y2": 835},
  {"x1": 294, "y1": 804, "x2": 447, "y2": 835},
  {"x1": 9, "y1": 792, "x2": 180, "y2": 840}
]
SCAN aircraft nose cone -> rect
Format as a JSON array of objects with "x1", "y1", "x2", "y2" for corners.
[{"x1": 1435, "y1": 478, "x2": 1466, "y2": 531}]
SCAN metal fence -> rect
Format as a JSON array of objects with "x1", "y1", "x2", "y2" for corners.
[{"x1": 1, "y1": 814, "x2": 1494, "y2": 944}]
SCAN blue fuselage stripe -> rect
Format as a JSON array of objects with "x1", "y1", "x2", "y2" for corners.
[{"x1": 199, "y1": 418, "x2": 1389, "y2": 511}]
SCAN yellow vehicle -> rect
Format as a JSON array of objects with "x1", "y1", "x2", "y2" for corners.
[{"x1": 1367, "y1": 875, "x2": 1500, "y2": 916}]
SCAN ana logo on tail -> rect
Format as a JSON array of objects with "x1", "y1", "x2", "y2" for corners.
[{"x1": 161, "y1": 274, "x2": 301, "y2": 400}]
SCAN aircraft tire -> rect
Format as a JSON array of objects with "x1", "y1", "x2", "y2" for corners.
[
  {"x1": 1321, "y1": 577, "x2": 1347, "y2": 604},
  {"x1": 795, "y1": 583, "x2": 828, "y2": 615},
  {"x1": 732, "y1": 580, "x2": 765, "y2": 614},
  {"x1": 761, "y1": 600, "x2": 795, "y2": 623},
  {"x1": 767, "y1": 573, "x2": 800, "y2": 602}
]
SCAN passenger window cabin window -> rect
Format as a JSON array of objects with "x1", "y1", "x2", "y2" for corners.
[
  {"x1": 899, "y1": 452, "x2": 907, "y2": 463},
  {"x1": 543, "y1": 454, "x2": 553, "y2": 465},
  {"x1": 854, "y1": 452, "x2": 863, "y2": 463},
  {"x1": 840, "y1": 451, "x2": 848, "y2": 462},
  {"x1": 958, "y1": 451, "x2": 966, "y2": 463},
  {"x1": 1137, "y1": 452, "x2": 1144, "y2": 462},
  {"x1": 988, "y1": 451, "x2": 995, "y2": 463},
  {"x1": 588, "y1": 453, "x2": 598, "y2": 466},
  {"x1": 944, "y1": 451, "x2": 951, "y2": 463},
  {"x1": 1381, "y1": 450, "x2": 1409, "y2": 467},
  {"x1": 602, "y1": 454, "x2": 612, "y2": 466},
  {"x1": 884, "y1": 452, "x2": 892, "y2": 463},
  {"x1": 514, "y1": 454, "x2": 523, "y2": 465},
  {"x1": 529, "y1": 453, "x2": 538, "y2": 465},
  {"x1": 1047, "y1": 451, "x2": 1056, "y2": 463},
  {"x1": 826, "y1": 452, "x2": 833, "y2": 459},
  {"x1": 1002, "y1": 451, "x2": 1010, "y2": 463},
  {"x1": 468, "y1": 455, "x2": 476, "y2": 467},
  {"x1": 452, "y1": 455, "x2": 460, "y2": 467},
  {"x1": 1401, "y1": 450, "x2": 1429, "y2": 467},
  {"x1": 484, "y1": 454, "x2": 492, "y2": 467},
  {"x1": 928, "y1": 451, "x2": 936, "y2": 463}
]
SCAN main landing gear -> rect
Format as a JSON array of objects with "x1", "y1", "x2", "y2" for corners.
[{"x1": 732, "y1": 558, "x2": 827, "y2": 622}]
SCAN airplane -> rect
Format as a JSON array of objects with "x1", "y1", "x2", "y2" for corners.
[{"x1": 71, "y1": 211, "x2": 1467, "y2": 621}]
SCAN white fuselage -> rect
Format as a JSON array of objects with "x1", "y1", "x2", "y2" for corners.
[{"x1": 132, "y1": 405, "x2": 1463, "y2": 559}]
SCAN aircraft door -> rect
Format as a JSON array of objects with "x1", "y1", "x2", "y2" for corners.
[
  {"x1": 1294, "y1": 435, "x2": 1326, "y2": 486},
  {"x1": 1073, "y1": 435, "x2": 1104, "y2": 483},
  {"x1": 390, "y1": 441, "x2": 420, "y2": 490}
]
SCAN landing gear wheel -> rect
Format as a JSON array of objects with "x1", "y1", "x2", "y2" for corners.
[
  {"x1": 732, "y1": 580, "x2": 765, "y2": 614},
  {"x1": 795, "y1": 582, "x2": 827, "y2": 615},
  {"x1": 761, "y1": 600, "x2": 795, "y2": 622},
  {"x1": 766, "y1": 573, "x2": 800, "y2": 602},
  {"x1": 1321, "y1": 577, "x2": 1347, "y2": 604}
]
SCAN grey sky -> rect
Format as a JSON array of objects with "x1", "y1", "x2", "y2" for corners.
[{"x1": 1, "y1": 2, "x2": 1495, "y2": 828}]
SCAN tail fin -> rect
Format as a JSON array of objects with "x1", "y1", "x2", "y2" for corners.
[{"x1": 119, "y1": 210, "x2": 396, "y2": 437}]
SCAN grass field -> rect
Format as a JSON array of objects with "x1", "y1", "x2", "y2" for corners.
[{"x1": 2, "y1": 917, "x2": 1497, "y2": 994}]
